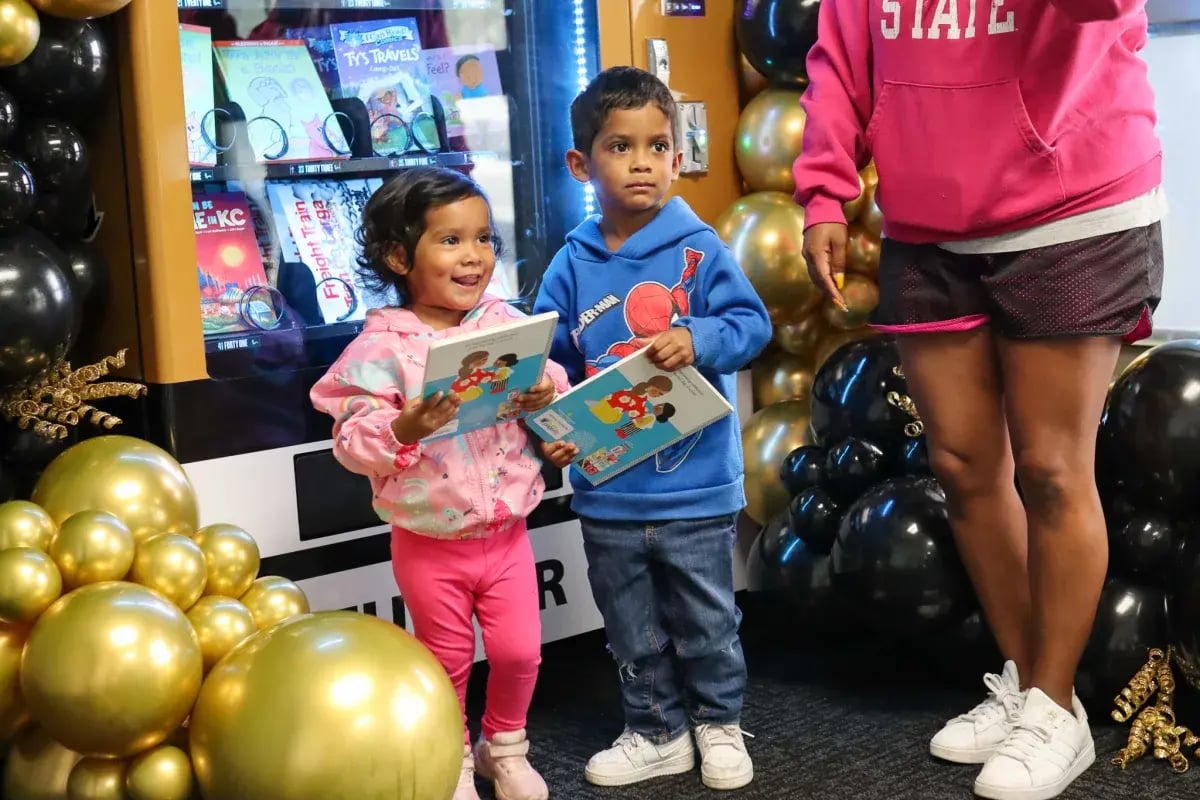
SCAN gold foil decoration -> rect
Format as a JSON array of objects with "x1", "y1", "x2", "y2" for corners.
[
  {"x1": 1112, "y1": 647, "x2": 1200, "y2": 774},
  {"x1": 0, "y1": 349, "x2": 147, "y2": 439},
  {"x1": 886, "y1": 366, "x2": 925, "y2": 438}
]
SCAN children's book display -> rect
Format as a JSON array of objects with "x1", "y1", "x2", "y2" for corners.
[
  {"x1": 526, "y1": 349, "x2": 733, "y2": 485},
  {"x1": 192, "y1": 191, "x2": 276, "y2": 335},
  {"x1": 180, "y1": 24, "x2": 217, "y2": 168},
  {"x1": 417, "y1": 312, "x2": 558, "y2": 441}
]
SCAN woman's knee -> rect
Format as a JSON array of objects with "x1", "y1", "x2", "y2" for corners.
[
  {"x1": 926, "y1": 440, "x2": 1011, "y2": 497},
  {"x1": 1013, "y1": 448, "x2": 1088, "y2": 515}
]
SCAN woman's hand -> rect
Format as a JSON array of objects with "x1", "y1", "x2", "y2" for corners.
[
  {"x1": 514, "y1": 375, "x2": 556, "y2": 411},
  {"x1": 392, "y1": 392, "x2": 460, "y2": 444},
  {"x1": 802, "y1": 222, "x2": 850, "y2": 311},
  {"x1": 539, "y1": 440, "x2": 579, "y2": 468}
]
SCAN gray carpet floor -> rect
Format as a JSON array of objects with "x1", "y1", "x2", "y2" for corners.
[{"x1": 466, "y1": 594, "x2": 1200, "y2": 800}]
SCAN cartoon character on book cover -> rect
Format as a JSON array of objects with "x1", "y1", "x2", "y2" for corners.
[
  {"x1": 192, "y1": 191, "x2": 271, "y2": 334},
  {"x1": 585, "y1": 375, "x2": 677, "y2": 441},
  {"x1": 420, "y1": 46, "x2": 502, "y2": 138}
]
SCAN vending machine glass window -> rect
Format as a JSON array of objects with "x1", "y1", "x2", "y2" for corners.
[{"x1": 175, "y1": 0, "x2": 599, "y2": 380}]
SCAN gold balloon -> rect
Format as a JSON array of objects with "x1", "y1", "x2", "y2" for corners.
[
  {"x1": 29, "y1": 0, "x2": 131, "y2": 18},
  {"x1": 715, "y1": 192, "x2": 820, "y2": 325},
  {"x1": 846, "y1": 223, "x2": 882, "y2": 277},
  {"x1": 67, "y1": 758, "x2": 127, "y2": 800},
  {"x1": 186, "y1": 596, "x2": 256, "y2": 672},
  {"x1": 775, "y1": 313, "x2": 826, "y2": 363},
  {"x1": 193, "y1": 524, "x2": 260, "y2": 598},
  {"x1": 189, "y1": 612, "x2": 464, "y2": 800},
  {"x1": 734, "y1": 89, "x2": 806, "y2": 194},
  {"x1": 1, "y1": 623, "x2": 28, "y2": 740},
  {"x1": 3, "y1": 725, "x2": 82, "y2": 800},
  {"x1": 821, "y1": 273, "x2": 880, "y2": 331},
  {"x1": 815, "y1": 327, "x2": 878, "y2": 373},
  {"x1": 48, "y1": 510, "x2": 136, "y2": 591},
  {"x1": 859, "y1": 183, "x2": 883, "y2": 238},
  {"x1": 131, "y1": 534, "x2": 208, "y2": 611},
  {"x1": 0, "y1": 547, "x2": 62, "y2": 625},
  {"x1": 751, "y1": 352, "x2": 814, "y2": 410},
  {"x1": 126, "y1": 745, "x2": 193, "y2": 800},
  {"x1": 20, "y1": 582, "x2": 203, "y2": 758},
  {"x1": 0, "y1": 500, "x2": 57, "y2": 551},
  {"x1": 741, "y1": 401, "x2": 814, "y2": 524},
  {"x1": 239, "y1": 576, "x2": 310, "y2": 630},
  {"x1": 31, "y1": 435, "x2": 200, "y2": 543},
  {"x1": 0, "y1": 0, "x2": 38, "y2": 67}
]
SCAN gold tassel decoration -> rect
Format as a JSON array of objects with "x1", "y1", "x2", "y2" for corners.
[
  {"x1": 0, "y1": 349, "x2": 147, "y2": 439},
  {"x1": 1111, "y1": 646, "x2": 1200, "y2": 774},
  {"x1": 886, "y1": 365, "x2": 925, "y2": 438}
]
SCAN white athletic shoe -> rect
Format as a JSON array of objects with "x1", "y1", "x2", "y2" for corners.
[
  {"x1": 930, "y1": 661, "x2": 1026, "y2": 764},
  {"x1": 583, "y1": 728, "x2": 695, "y2": 787}
]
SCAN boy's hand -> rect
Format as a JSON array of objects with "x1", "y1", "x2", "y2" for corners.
[
  {"x1": 647, "y1": 328, "x2": 695, "y2": 371},
  {"x1": 540, "y1": 440, "x2": 579, "y2": 468},
  {"x1": 802, "y1": 222, "x2": 849, "y2": 311},
  {"x1": 514, "y1": 375, "x2": 556, "y2": 411},
  {"x1": 392, "y1": 392, "x2": 460, "y2": 444}
]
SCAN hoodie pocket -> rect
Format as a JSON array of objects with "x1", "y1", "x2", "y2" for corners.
[{"x1": 865, "y1": 80, "x2": 1065, "y2": 236}]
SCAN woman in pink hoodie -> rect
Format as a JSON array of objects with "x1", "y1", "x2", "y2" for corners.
[{"x1": 794, "y1": 3, "x2": 1163, "y2": 800}]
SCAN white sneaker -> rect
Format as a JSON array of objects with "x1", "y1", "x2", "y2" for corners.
[
  {"x1": 694, "y1": 724, "x2": 754, "y2": 791},
  {"x1": 930, "y1": 661, "x2": 1025, "y2": 764},
  {"x1": 974, "y1": 688, "x2": 1096, "y2": 800},
  {"x1": 583, "y1": 728, "x2": 695, "y2": 787},
  {"x1": 453, "y1": 745, "x2": 481, "y2": 800}
]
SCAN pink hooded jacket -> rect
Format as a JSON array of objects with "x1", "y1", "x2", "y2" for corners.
[{"x1": 310, "y1": 296, "x2": 571, "y2": 540}]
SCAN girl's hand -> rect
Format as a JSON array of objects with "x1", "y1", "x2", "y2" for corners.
[
  {"x1": 540, "y1": 440, "x2": 579, "y2": 468},
  {"x1": 647, "y1": 328, "x2": 694, "y2": 371},
  {"x1": 392, "y1": 392, "x2": 460, "y2": 444},
  {"x1": 515, "y1": 375, "x2": 556, "y2": 411},
  {"x1": 802, "y1": 222, "x2": 850, "y2": 311}
]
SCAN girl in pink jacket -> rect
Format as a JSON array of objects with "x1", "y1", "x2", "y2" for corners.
[
  {"x1": 794, "y1": 4, "x2": 1163, "y2": 800},
  {"x1": 310, "y1": 167, "x2": 576, "y2": 800}
]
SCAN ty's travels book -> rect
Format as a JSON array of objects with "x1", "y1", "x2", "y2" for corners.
[
  {"x1": 417, "y1": 311, "x2": 558, "y2": 441},
  {"x1": 526, "y1": 348, "x2": 733, "y2": 486}
]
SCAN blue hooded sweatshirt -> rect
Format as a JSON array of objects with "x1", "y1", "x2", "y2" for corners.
[{"x1": 534, "y1": 197, "x2": 772, "y2": 521}]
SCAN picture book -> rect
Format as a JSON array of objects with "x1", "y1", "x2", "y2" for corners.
[
  {"x1": 526, "y1": 348, "x2": 733, "y2": 486},
  {"x1": 416, "y1": 312, "x2": 559, "y2": 441},
  {"x1": 192, "y1": 190, "x2": 274, "y2": 335},
  {"x1": 212, "y1": 40, "x2": 350, "y2": 163},
  {"x1": 328, "y1": 18, "x2": 438, "y2": 154},
  {"x1": 282, "y1": 26, "x2": 342, "y2": 96},
  {"x1": 180, "y1": 24, "x2": 217, "y2": 168},
  {"x1": 420, "y1": 45, "x2": 503, "y2": 138}
]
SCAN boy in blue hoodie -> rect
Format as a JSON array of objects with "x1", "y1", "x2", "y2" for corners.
[{"x1": 534, "y1": 66, "x2": 772, "y2": 792}]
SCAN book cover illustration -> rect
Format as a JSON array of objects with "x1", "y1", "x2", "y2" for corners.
[
  {"x1": 527, "y1": 349, "x2": 733, "y2": 486},
  {"x1": 417, "y1": 312, "x2": 558, "y2": 441},
  {"x1": 192, "y1": 191, "x2": 274, "y2": 335},
  {"x1": 329, "y1": 18, "x2": 438, "y2": 154},
  {"x1": 212, "y1": 40, "x2": 350, "y2": 163},
  {"x1": 266, "y1": 178, "x2": 389, "y2": 324},
  {"x1": 283, "y1": 26, "x2": 342, "y2": 96},
  {"x1": 180, "y1": 24, "x2": 217, "y2": 168},
  {"x1": 420, "y1": 45, "x2": 502, "y2": 138}
]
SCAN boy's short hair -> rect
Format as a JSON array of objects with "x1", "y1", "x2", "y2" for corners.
[{"x1": 570, "y1": 66, "x2": 676, "y2": 154}]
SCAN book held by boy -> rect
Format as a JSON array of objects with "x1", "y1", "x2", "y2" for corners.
[
  {"x1": 418, "y1": 311, "x2": 559, "y2": 441},
  {"x1": 526, "y1": 348, "x2": 733, "y2": 486}
]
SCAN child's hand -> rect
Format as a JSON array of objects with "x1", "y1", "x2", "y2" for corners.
[
  {"x1": 540, "y1": 440, "x2": 579, "y2": 468},
  {"x1": 647, "y1": 328, "x2": 695, "y2": 371},
  {"x1": 514, "y1": 375, "x2": 556, "y2": 411},
  {"x1": 392, "y1": 392, "x2": 460, "y2": 444}
]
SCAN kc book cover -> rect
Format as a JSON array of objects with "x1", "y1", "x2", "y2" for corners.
[
  {"x1": 192, "y1": 190, "x2": 272, "y2": 335},
  {"x1": 526, "y1": 348, "x2": 733, "y2": 486},
  {"x1": 417, "y1": 312, "x2": 558, "y2": 441}
]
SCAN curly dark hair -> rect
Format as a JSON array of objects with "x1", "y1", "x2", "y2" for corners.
[
  {"x1": 570, "y1": 66, "x2": 677, "y2": 155},
  {"x1": 355, "y1": 166, "x2": 503, "y2": 303}
]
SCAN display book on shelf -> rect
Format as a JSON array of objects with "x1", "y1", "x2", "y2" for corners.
[
  {"x1": 417, "y1": 311, "x2": 559, "y2": 441},
  {"x1": 525, "y1": 348, "x2": 733, "y2": 486}
]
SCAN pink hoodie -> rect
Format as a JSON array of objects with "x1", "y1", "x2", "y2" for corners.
[
  {"x1": 309, "y1": 295, "x2": 571, "y2": 540},
  {"x1": 793, "y1": 0, "x2": 1162, "y2": 243}
]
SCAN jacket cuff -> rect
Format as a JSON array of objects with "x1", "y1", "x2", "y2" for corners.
[{"x1": 799, "y1": 192, "x2": 849, "y2": 230}]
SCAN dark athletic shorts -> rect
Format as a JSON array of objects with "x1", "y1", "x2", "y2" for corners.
[{"x1": 869, "y1": 222, "x2": 1164, "y2": 344}]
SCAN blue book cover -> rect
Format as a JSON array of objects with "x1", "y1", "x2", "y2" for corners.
[
  {"x1": 417, "y1": 311, "x2": 558, "y2": 441},
  {"x1": 526, "y1": 348, "x2": 733, "y2": 486}
]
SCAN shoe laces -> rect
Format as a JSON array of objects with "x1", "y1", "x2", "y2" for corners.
[
  {"x1": 612, "y1": 729, "x2": 650, "y2": 758},
  {"x1": 955, "y1": 671, "x2": 1023, "y2": 725},
  {"x1": 695, "y1": 724, "x2": 755, "y2": 751},
  {"x1": 997, "y1": 715, "x2": 1060, "y2": 763}
]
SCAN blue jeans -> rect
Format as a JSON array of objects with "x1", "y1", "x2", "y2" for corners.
[{"x1": 580, "y1": 513, "x2": 746, "y2": 743}]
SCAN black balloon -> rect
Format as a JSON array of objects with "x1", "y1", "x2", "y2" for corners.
[
  {"x1": 0, "y1": 229, "x2": 78, "y2": 387},
  {"x1": 824, "y1": 437, "x2": 888, "y2": 503},
  {"x1": 0, "y1": 19, "x2": 110, "y2": 125},
  {"x1": 1167, "y1": 559, "x2": 1200, "y2": 691},
  {"x1": 1110, "y1": 514, "x2": 1175, "y2": 584},
  {"x1": 0, "y1": 152, "x2": 35, "y2": 235},
  {"x1": 31, "y1": 176, "x2": 92, "y2": 239},
  {"x1": 810, "y1": 337, "x2": 914, "y2": 449},
  {"x1": 831, "y1": 476, "x2": 974, "y2": 635},
  {"x1": 1077, "y1": 580, "x2": 1168, "y2": 704},
  {"x1": 898, "y1": 436, "x2": 931, "y2": 476},
  {"x1": 779, "y1": 444, "x2": 826, "y2": 496},
  {"x1": 0, "y1": 458, "x2": 15, "y2": 502},
  {"x1": 21, "y1": 120, "x2": 89, "y2": 189},
  {"x1": 60, "y1": 239, "x2": 108, "y2": 322},
  {"x1": 752, "y1": 512, "x2": 792, "y2": 591},
  {"x1": 0, "y1": 88, "x2": 18, "y2": 146},
  {"x1": 776, "y1": 536, "x2": 845, "y2": 633},
  {"x1": 735, "y1": 0, "x2": 821, "y2": 87},
  {"x1": 1, "y1": 425, "x2": 76, "y2": 495},
  {"x1": 788, "y1": 486, "x2": 841, "y2": 555},
  {"x1": 1097, "y1": 341, "x2": 1200, "y2": 516}
]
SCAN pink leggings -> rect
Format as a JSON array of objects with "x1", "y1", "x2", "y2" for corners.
[{"x1": 390, "y1": 520, "x2": 542, "y2": 743}]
